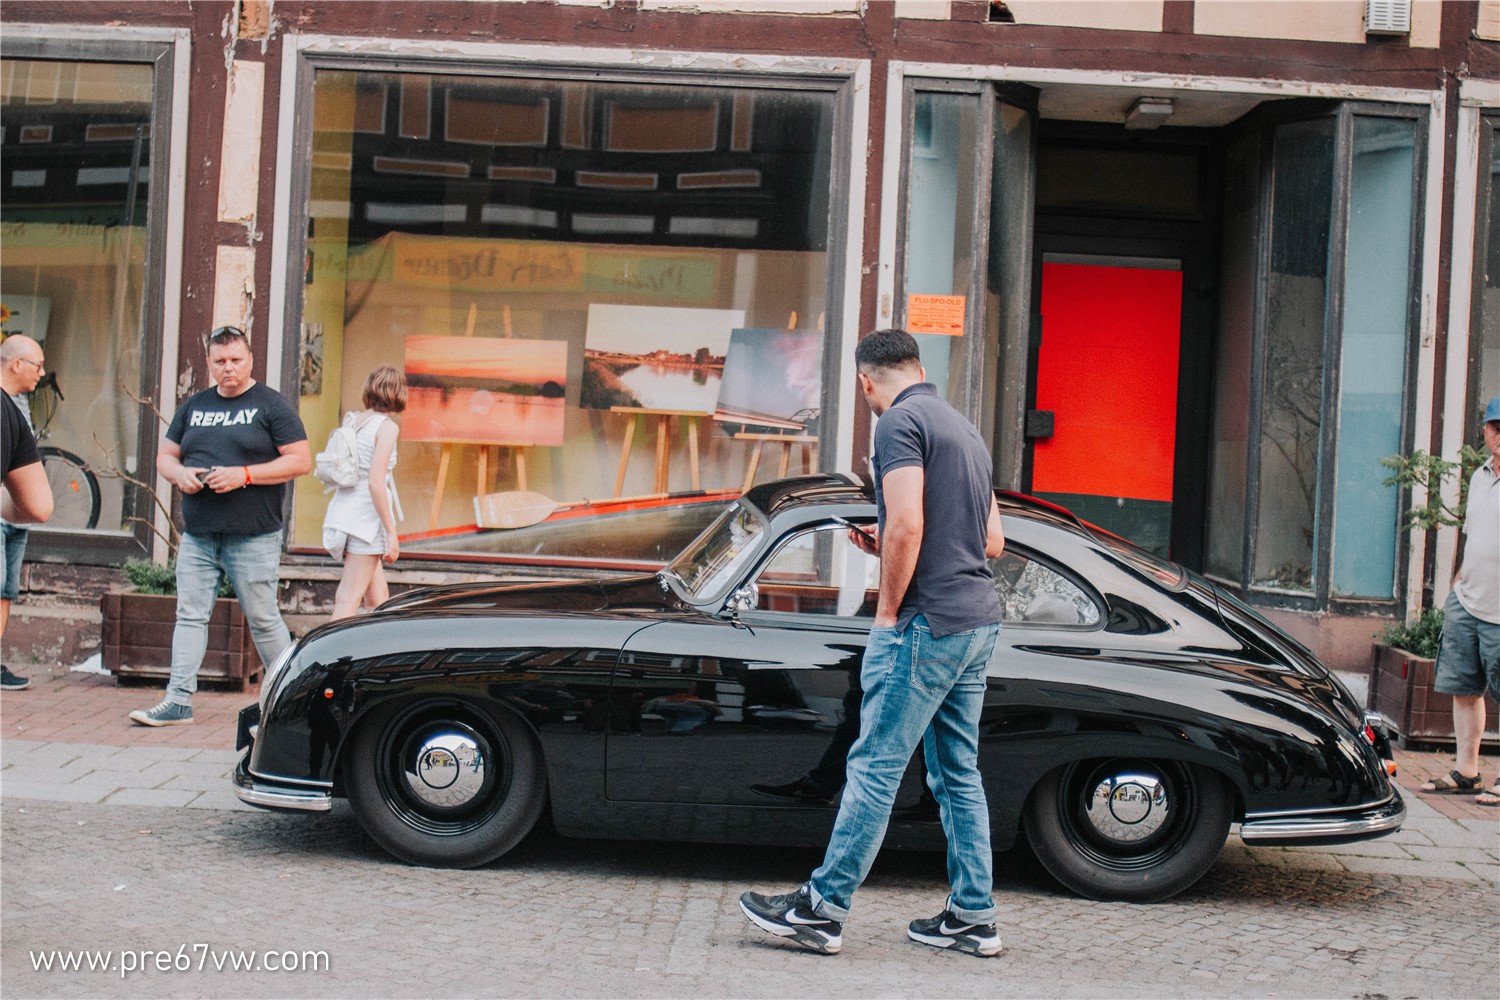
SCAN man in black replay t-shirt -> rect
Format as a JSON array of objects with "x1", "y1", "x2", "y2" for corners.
[
  {"x1": 129, "y1": 327, "x2": 310, "y2": 727},
  {"x1": 741, "y1": 328, "x2": 1006, "y2": 958}
]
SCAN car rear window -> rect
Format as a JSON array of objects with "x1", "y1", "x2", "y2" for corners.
[{"x1": 1087, "y1": 526, "x2": 1185, "y2": 590}]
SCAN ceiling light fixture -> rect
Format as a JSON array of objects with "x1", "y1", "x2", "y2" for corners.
[{"x1": 1125, "y1": 97, "x2": 1174, "y2": 130}]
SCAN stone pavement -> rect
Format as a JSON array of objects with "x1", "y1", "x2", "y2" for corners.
[{"x1": 2, "y1": 661, "x2": 1496, "y2": 878}]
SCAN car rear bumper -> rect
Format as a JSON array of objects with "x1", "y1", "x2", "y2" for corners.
[{"x1": 1238, "y1": 790, "x2": 1405, "y2": 846}]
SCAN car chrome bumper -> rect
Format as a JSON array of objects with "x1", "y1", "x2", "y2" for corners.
[
  {"x1": 232, "y1": 749, "x2": 333, "y2": 813},
  {"x1": 1239, "y1": 790, "x2": 1405, "y2": 846}
]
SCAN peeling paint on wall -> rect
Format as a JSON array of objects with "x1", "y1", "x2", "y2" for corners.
[
  {"x1": 212, "y1": 245, "x2": 258, "y2": 336},
  {"x1": 217, "y1": 59, "x2": 265, "y2": 225}
]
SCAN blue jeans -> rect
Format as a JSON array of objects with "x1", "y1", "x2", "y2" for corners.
[
  {"x1": 167, "y1": 531, "x2": 290, "y2": 705},
  {"x1": 2, "y1": 522, "x2": 29, "y2": 599},
  {"x1": 809, "y1": 614, "x2": 1001, "y2": 923}
]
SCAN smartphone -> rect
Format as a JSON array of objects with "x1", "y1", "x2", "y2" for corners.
[{"x1": 832, "y1": 516, "x2": 877, "y2": 546}]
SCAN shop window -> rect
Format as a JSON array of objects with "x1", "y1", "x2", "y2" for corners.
[
  {"x1": 1, "y1": 53, "x2": 167, "y2": 558},
  {"x1": 1206, "y1": 104, "x2": 1422, "y2": 608},
  {"x1": 1468, "y1": 113, "x2": 1500, "y2": 434},
  {"x1": 292, "y1": 69, "x2": 840, "y2": 567}
]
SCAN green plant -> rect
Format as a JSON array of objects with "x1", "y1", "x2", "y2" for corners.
[
  {"x1": 1379, "y1": 608, "x2": 1444, "y2": 659},
  {"x1": 1380, "y1": 445, "x2": 1487, "y2": 530},
  {"x1": 121, "y1": 557, "x2": 232, "y2": 597}
]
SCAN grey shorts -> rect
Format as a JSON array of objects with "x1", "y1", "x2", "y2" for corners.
[
  {"x1": 2, "y1": 523, "x2": 28, "y2": 600},
  {"x1": 1433, "y1": 590, "x2": 1500, "y2": 698}
]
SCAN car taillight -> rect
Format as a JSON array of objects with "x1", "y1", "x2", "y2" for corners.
[{"x1": 1363, "y1": 724, "x2": 1377, "y2": 744}]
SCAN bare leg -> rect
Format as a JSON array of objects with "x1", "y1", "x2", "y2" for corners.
[
  {"x1": 1452, "y1": 693, "x2": 1486, "y2": 779},
  {"x1": 0, "y1": 597, "x2": 10, "y2": 638},
  {"x1": 332, "y1": 554, "x2": 381, "y2": 621},
  {"x1": 362, "y1": 561, "x2": 390, "y2": 611}
]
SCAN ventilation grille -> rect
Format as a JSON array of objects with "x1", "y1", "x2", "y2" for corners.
[{"x1": 1365, "y1": 0, "x2": 1411, "y2": 34}]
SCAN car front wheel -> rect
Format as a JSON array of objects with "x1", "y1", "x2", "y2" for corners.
[
  {"x1": 1023, "y1": 758, "x2": 1232, "y2": 903},
  {"x1": 346, "y1": 698, "x2": 545, "y2": 868}
]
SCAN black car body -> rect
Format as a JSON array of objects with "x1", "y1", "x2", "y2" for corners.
[{"x1": 234, "y1": 474, "x2": 1403, "y2": 901}]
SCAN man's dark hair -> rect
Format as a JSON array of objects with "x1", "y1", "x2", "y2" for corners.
[
  {"x1": 855, "y1": 328, "x2": 922, "y2": 375},
  {"x1": 208, "y1": 326, "x2": 250, "y2": 350}
]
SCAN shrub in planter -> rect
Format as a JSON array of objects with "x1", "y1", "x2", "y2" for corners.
[
  {"x1": 101, "y1": 559, "x2": 260, "y2": 692},
  {"x1": 1369, "y1": 607, "x2": 1499, "y2": 750}
]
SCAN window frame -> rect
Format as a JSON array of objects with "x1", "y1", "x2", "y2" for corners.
[
  {"x1": 276, "y1": 48, "x2": 860, "y2": 570},
  {"x1": 1211, "y1": 99, "x2": 1428, "y2": 615},
  {"x1": 0, "y1": 31, "x2": 184, "y2": 566}
]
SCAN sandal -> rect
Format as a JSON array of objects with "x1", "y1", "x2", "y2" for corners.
[
  {"x1": 1476, "y1": 781, "x2": 1500, "y2": 807},
  {"x1": 1418, "y1": 769, "x2": 1485, "y2": 794}
]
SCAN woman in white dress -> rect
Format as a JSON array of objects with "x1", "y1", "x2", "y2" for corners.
[{"x1": 325, "y1": 365, "x2": 406, "y2": 620}]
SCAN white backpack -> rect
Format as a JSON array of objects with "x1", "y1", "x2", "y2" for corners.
[{"x1": 313, "y1": 413, "x2": 362, "y2": 490}]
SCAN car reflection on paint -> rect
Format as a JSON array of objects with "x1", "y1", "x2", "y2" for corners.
[{"x1": 233, "y1": 474, "x2": 1404, "y2": 902}]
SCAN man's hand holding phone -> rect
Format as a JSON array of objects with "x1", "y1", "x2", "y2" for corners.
[{"x1": 834, "y1": 516, "x2": 880, "y2": 554}]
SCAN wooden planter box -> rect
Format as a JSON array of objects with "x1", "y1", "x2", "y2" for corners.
[
  {"x1": 1367, "y1": 642, "x2": 1499, "y2": 751},
  {"x1": 100, "y1": 592, "x2": 263, "y2": 692}
]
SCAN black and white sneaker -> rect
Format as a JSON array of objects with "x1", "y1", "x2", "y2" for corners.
[
  {"x1": 739, "y1": 884, "x2": 843, "y2": 955},
  {"x1": 908, "y1": 909, "x2": 1001, "y2": 957}
]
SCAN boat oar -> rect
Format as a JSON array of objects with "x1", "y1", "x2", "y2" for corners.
[{"x1": 474, "y1": 489, "x2": 692, "y2": 530}]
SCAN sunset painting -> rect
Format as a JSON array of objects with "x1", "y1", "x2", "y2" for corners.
[
  {"x1": 580, "y1": 304, "x2": 744, "y2": 415},
  {"x1": 403, "y1": 335, "x2": 568, "y2": 446}
]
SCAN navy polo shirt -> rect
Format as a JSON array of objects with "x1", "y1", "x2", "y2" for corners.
[{"x1": 871, "y1": 382, "x2": 1002, "y2": 637}]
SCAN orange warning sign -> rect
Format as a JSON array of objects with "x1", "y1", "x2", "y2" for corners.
[{"x1": 906, "y1": 293, "x2": 966, "y2": 336}]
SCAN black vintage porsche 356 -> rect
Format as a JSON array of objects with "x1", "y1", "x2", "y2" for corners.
[{"x1": 234, "y1": 474, "x2": 1404, "y2": 902}]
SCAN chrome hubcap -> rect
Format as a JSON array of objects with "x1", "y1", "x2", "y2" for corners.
[
  {"x1": 1083, "y1": 772, "x2": 1169, "y2": 844},
  {"x1": 403, "y1": 728, "x2": 487, "y2": 809}
]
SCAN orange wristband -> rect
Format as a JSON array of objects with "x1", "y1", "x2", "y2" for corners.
[{"x1": 243, "y1": 466, "x2": 252, "y2": 488}]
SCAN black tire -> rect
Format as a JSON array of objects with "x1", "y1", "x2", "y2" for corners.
[
  {"x1": 1023, "y1": 757, "x2": 1232, "y2": 903},
  {"x1": 345, "y1": 697, "x2": 545, "y2": 868},
  {"x1": 38, "y1": 447, "x2": 101, "y2": 530}
]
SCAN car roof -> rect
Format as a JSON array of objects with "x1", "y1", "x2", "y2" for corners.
[{"x1": 742, "y1": 473, "x2": 1093, "y2": 539}]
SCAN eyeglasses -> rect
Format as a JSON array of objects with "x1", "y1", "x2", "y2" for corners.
[{"x1": 15, "y1": 358, "x2": 44, "y2": 373}]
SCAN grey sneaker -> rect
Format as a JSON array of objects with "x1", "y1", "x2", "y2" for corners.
[
  {"x1": 739, "y1": 884, "x2": 842, "y2": 955},
  {"x1": 129, "y1": 699, "x2": 193, "y2": 727},
  {"x1": 908, "y1": 909, "x2": 1001, "y2": 957}
]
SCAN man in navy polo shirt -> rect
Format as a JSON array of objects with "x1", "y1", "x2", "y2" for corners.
[{"x1": 741, "y1": 328, "x2": 1005, "y2": 957}]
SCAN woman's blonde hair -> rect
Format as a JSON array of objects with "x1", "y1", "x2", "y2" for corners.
[{"x1": 362, "y1": 364, "x2": 408, "y2": 413}]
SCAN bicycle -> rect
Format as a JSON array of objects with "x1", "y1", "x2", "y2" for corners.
[{"x1": 26, "y1": 371, "x2": 102, "y2": 530}]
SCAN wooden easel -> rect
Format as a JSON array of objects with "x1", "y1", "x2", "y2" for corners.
[
  {"x1": 736, "y1": 432, "x2": 818, "y2": 493},
  {"x1": 611, "y1": 407, "x2": 702, "y2": 496},
  {"x1": 425, "y1": 303, "x2": 535, "y2": 530}
]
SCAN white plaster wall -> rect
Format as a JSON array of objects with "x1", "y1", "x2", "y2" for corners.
[
  {"x1": 1005, "y1": 0, "x2": 1162, "y2": 32},
  {"x1": 217, "y1": 59, "x2": 264, "y2": 224},
  {"x1": 639, "y1": 0, "x2": 860, "y2": 13},
  {"x1": 1194, "y1": 0, "x2": 1365, "y2": 44},
  {"x1": 1480, "y1": 0, "x2": 1500, "y2": 41},
  {"x1": 1409, "y1": 0, "x2": 1442, "y2": 48},
  {"x1": 894, "y1": 0, "x2": 951, "y2": 19},
  {"x1": 211, "y1": 245, "x2": 257, "y2": 336}
]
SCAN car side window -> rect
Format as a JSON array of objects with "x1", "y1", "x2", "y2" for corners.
[
  {"x1": 752, "y1": 525, "x2": 880, "y2": 618},
  {"x1": 990, "y1": 548, "x2": 1101, "y2": 627}
]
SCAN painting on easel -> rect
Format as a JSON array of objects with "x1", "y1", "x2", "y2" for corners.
[
  {"x1": 715, "y1": 328, "x2": 823, "y2": 436},
  {"x1": 580, "y1": 304, "x2": 744, "y2": 415},
  {"x1": 403, "y1": 335, "x2": 567, "y2": 446}
]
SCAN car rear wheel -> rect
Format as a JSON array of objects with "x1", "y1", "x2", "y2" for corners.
[
  {"x1": 1023, "y1": 758, "x2": 1232, "y2": 903},
  {"x1": 346, "y1": 698, "x2": 545, "y2": 868}
]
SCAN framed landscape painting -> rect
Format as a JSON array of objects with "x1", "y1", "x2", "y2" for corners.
[
  {"x1": 715, "y1": 328, "x2": 823, "y2": 435},
  {"x1": 403, "y1": 335, "x2": 567, "y2": 446},
  {"x1": 580, "y1": 304, "x2": 744, "y2": 415}
]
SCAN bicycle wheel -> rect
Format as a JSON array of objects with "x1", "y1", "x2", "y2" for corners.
[{"x1": 38, "y1": 447, "x2": 101, "y2": 530}]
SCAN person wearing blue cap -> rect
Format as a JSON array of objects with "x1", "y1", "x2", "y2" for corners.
[{"x1": 1419, "y1": 396, "x2": 1500, "y2": 806}]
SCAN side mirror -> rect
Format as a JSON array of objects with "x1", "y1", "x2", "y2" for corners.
[{"x1": 725, "y1": 582, "x2": 758, "y2": 615}]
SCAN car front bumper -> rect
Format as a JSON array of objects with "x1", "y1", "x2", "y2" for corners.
[
  {"x1": 230, "y1": 703, "x2": 333, "y2": 813},
  {"x1": 1238, "y1": 789, "x2": 1406, "y2": 846}
]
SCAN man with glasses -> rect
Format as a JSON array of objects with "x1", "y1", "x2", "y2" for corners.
[
  {"x1": 0, "y1": 334, "x2": 48, "y2": 690},
  {"x1": 130, "y1": 327, "x2": 311, "y2": 726}
]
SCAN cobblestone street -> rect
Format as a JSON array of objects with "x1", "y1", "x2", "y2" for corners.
[{"x1": 2, "y1": 667, "x2": 1496, "y2": 999}]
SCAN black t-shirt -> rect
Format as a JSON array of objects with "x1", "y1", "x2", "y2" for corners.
[
  {"x1": 1, "y1": 391, "x2": 40, "y2": 479},
  {"x1": 166, "y1": 382, "x2": 307, "y2": 536},
  {"x1": 871, "y1": 382, "x2": 1002, "y2": 637}
]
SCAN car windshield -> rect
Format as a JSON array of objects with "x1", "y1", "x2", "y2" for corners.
[{"x1": 664, "y1": 501, "x2": 767, "y2": 603}]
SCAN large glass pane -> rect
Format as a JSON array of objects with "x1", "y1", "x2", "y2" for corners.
[
  {"x1": 1205, "y1": 128, "x2": 1260, "y2": 583},
  {"x1": 986, "y1": 99, "x2": 1033, "y2": 488},
  {"x1": 0, "y1": 59, "x2": 153, "y2": 534},
  {"x1": 1472, "y1": 118, "x2": 1500, "y2": 434},
  {"x1": 904, "y1": 90, "x2": 977, "y2": 406},
  {"x1": 1253, "y1": 117, "x2": 1335, "y2": 593},
  {"x1": 294, "y1": 71, "x2": 836, "y2": 565},
  {"x1": 1331, "y1": 117, "x2": 1415, "y2": 598}
]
